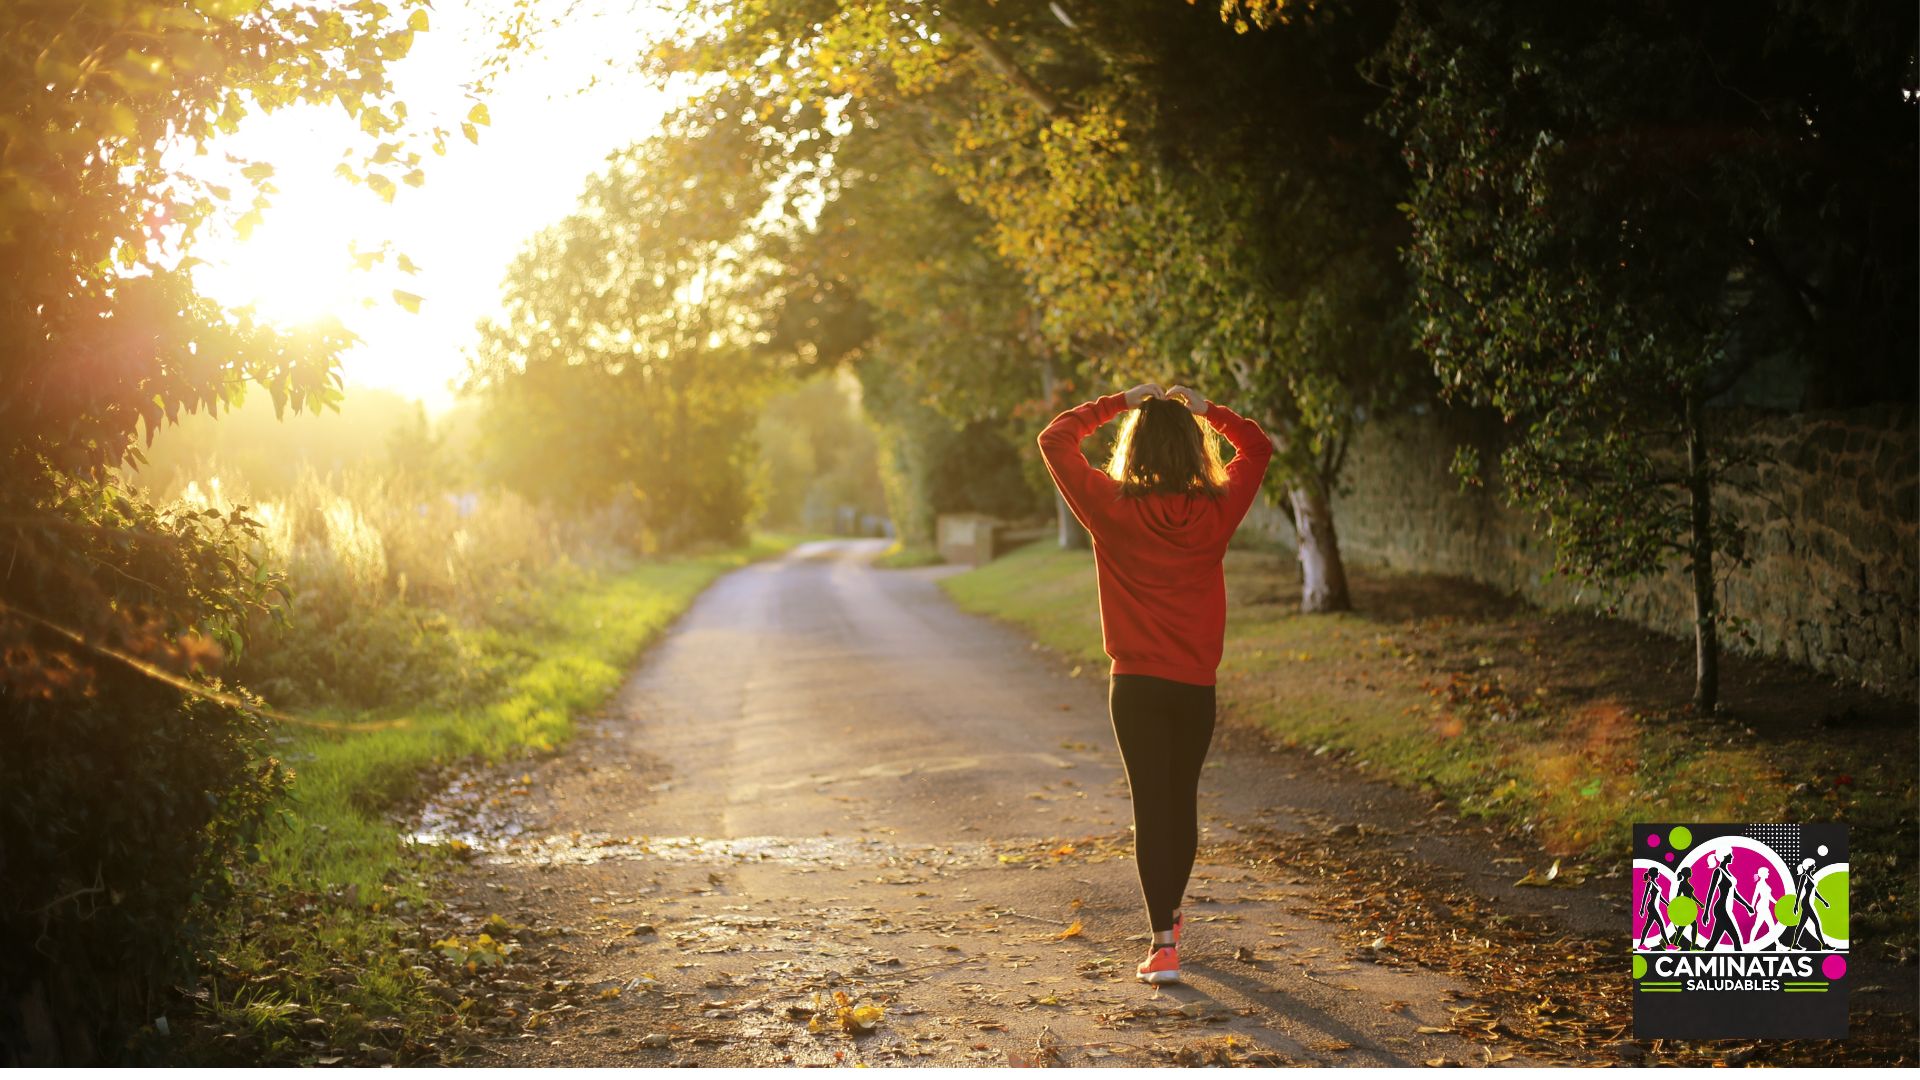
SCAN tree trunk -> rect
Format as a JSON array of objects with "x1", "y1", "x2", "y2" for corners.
[
  {"x1": 1684, "y1": 394, "x2": 1720, "y2": 712},
  {"x1": 1056, "y1": 491, "x2": 1090, "y2": 550},
  {"x1": 1288, "y1": 479, "x2": 1352, "y2": 613},
  {"x1": 1038, "y1": 347, "x2": 1090, "y2": 550}
]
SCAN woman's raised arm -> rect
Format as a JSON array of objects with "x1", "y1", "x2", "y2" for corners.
[
  {"x1": 1037, "y1": 384, "x2": 1161, "y2": 532},
  {"x1": 1198, "y1": 396, "x2": 1275, "y2": 530}
]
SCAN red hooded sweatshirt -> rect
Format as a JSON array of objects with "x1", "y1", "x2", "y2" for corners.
[{"x1": 1038, "y1": 393, "x2": 1274, "y2": 687}]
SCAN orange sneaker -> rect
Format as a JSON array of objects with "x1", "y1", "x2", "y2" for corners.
[{"x1": 1136, "y1": 944, "x2": 1180, "y2": 985}]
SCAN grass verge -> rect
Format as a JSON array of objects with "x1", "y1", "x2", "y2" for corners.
[
  {"x1": 872, "y1": 541, "x2": 944, "y2": 569},
  {"x1": 942, "y1": 542, "x2": 1916, "y2": 960},
  {"x1": 179, "y1": 534, "x2": 806, "y2": 1064}
]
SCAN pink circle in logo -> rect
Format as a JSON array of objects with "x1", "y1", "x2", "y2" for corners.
[
  {"x1": 1647, "y1": 833, "x2": 1662, "y2": 847},
  {"x1": 1822, "y1": 955, "x2": 1846, "y2": 980}
]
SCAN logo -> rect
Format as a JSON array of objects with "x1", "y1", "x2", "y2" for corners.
[{"x1": 1632, "y1": 823, "x2": 1848, "y2": 1039}]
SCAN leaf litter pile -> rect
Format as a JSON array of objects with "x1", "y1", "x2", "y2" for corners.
[{"x1": 173, "y1": 863, "x2": 614, "y2": 1066}]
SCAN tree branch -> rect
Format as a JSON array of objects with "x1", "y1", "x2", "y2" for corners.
[{"x1": 943, "y1": 16, "x2": 1068, "y2": 119}]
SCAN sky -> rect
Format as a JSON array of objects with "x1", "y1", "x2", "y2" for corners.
[{"x1": 188, "y1": 1, "x2": 688, "y2": 413}]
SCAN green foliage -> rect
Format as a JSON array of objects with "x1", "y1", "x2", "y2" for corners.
[
  {"x1": 0, "y1": 0, "x2": 453, "y2": 1058},
  {"x1": 855, "y1": 361, "x2": 1051, "y2": 546},
  {"x1": 131, "y1": 388, "x2": 444, "y2": 495},
  {"x1": 2, "y1": 0, "x2": 442, "y2": 473},
  {"x1": 1370, "y1": 0, "x2": 1916, "y2": 701},
  {"x1": 1382, "y1": 0, "x2": 1920, "y2": 576},
  {"x1": 3, "y1": 673, "x2": 287, "y2": 1062},
  {"x1": 0, "y1": 455, "x2": 297, "y2": 1058},
  {"x1": 753, "y1": 371, "x2": 889, "y2": 532},
  {"x1": 468, "y1": 122, "x2": 793, "y2": 551},
  {"x1": 872, "y1": 542, "x2": 945, "y2": 569},
  {"x1": 149, "y1": 463, "x2": 603, "y2": 715},
  {"x1": 738, "y1": 73, "x2": 1076, "y2": 540},
  {"x1": 0, "y1": 467, "x2": 293, "y2": 1062},
  {"x1": 940, "y1": 21, "x2": 1421, "y2": 488},
  {"x1": 645, "y1": 1, "x2": 1440, "y2": 595}
]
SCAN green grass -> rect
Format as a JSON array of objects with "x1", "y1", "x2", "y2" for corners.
[
  {"x1": 191, "y1": 534, "x2": 805, "y2": 1062},
  {"x1": 871, "y1": 541, "x2": 945, "y2": 569},
  {"x1": 256, "y1": 539, "x2": 795, "y2": 893},
  {"x1": 938, "y1": 543, "x2": 1101, "y2": 653}
]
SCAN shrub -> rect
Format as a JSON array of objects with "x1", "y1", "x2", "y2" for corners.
[{"x1": 1, "y1": 468, "x2": 288, "y2": 1064}]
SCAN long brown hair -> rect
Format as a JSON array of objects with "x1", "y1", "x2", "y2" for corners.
[{"x1": 1106, "y1": 397, "x2": 1228, "y2": 498}]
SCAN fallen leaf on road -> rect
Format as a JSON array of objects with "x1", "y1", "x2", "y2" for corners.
[
  {"x1": 1514, "y1": 858, "x2": 1586, "y2": 886},
  {"x1": 828, "y1": 990, "x2": 884, "y2": 1034},
  {"x1": 1054, "y1": 920, "x2": 1084, "y2": 941}
]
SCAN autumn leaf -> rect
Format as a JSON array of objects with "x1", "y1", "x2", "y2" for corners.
[
  {"x1": 392, "y1": 289, "x2": 424, "y2": 313},
  {"x1": 1053, "y1": 919, "x2": 1083, "y2": 940},
  {"x1": 1514, "y1": 858, "x2": 1560, "y2": 886}
]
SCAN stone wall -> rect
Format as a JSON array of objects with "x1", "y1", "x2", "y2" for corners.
[{"x1": 1247, "y1": 402, "x2": 1918, "y2": 698}]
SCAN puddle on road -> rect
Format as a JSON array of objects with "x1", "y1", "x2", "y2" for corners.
[
  {"x1": 461, "y1": 831, "x2": 1001, "y2": 870},
  {"x1": 407, "y1": 750, "x2": 1108, "y2": 872},
  {"x1": 407, "y1": 754, "x2": 1106, "y2": 873}
]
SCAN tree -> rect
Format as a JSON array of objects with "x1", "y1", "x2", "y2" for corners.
[
  {"x1": 649, "y1": 0, "x2": 1430, "y2": 610},
  {"x1": 1373, "y1": 0, "x2": 1918, "y2": 709},
  {"x1": 753, "y1": 370, "x2": 888, "y2": 533},
  {"x1": 940, "y1": 0, "x2": 1427, "y2": 608},
  {"x1": 0, "y1": 0, "x2": 444, "y2": 1059},
  {"x1": 466, "y1": 118, "x2": 793, "y2": 551},
  {"x1": 777, "y1": 99, "x2": 1074, "y2": 546}
]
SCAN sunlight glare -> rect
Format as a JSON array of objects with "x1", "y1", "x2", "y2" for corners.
[{"x1": 189, "y1": 115, "x2": 393, "y2": 330}]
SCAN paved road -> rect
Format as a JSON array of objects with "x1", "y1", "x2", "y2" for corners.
[{"x1": 435, "y1": 540, "x2": 1562, "y2": 1066}]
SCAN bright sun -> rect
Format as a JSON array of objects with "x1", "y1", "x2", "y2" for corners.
[
  {"x1": 198, "y1": 206, "x2": 377, "y2": 329},
  {"x1": 188, "y1": 116, "x2": 397, "y2": 331},
  {"x1": 175, "y1": 2, "x2": 684, "y2": 409}
]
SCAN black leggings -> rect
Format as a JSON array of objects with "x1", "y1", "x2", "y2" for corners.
[{"x1": 1108, "y1": 673, "x2": 1216, "y2": 933}]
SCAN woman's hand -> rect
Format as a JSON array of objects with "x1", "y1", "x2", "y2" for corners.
[
  {"x1": 1165, "y1": 385, "x2": 1209, "y2": 415},
  {"x1": 1123, "y1": 382, "x2": 1166, "y2": 408}
]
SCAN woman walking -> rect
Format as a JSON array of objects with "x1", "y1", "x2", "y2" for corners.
[{"x1": 1038, "y1": 382, "x2": 1273, "y2": 985}]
